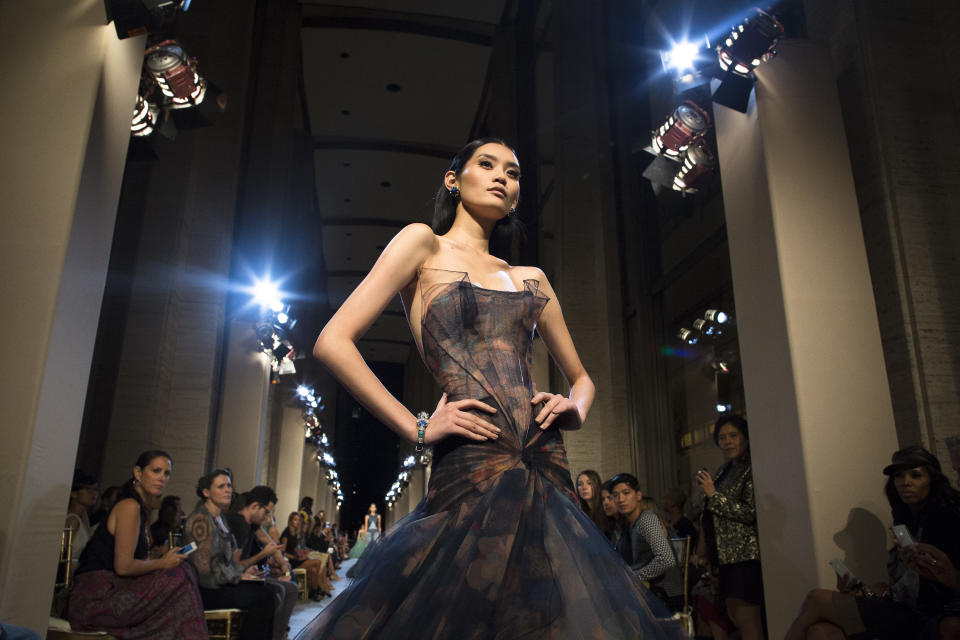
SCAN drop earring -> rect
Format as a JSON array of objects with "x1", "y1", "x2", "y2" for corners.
[
  {"x1": 449, "y1": 186, "x2": 460, "y2": 198},
  {"x1": 509, "y1": 206, "x2": 517, "y2": 216}
]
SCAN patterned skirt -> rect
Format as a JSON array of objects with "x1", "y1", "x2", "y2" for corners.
[{"x1": 67, "y1": 564, "x2": 207, "y2": 639}]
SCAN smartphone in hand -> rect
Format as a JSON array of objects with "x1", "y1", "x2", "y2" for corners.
[
  {"x1": 177, "y1": 541, "x2": 198, "y2": 556},
  {"x1": 891, "y1": 525, "x2": 916, "y2": 547}
]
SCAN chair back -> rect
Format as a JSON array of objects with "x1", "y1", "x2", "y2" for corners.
[
  {"x1": 56, "y1": 527, "x2": 74, "y2": 589},
  {"x1": 668, "y1": 536, "x2": 693, "y2": 637}
]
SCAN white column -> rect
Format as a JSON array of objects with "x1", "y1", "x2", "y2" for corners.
[
  {"x1": 0, "y1": 2, "x2": 144, "y2": 629},
  {"x1": 714, "y1": 40, "x2": 899, "y2": 637},
  {"x1": 276, "y1": 406, "x2": 305, "y2": 519},
  {"x1": 214, "y1": 320, "x2": 271, "y2": 491}
]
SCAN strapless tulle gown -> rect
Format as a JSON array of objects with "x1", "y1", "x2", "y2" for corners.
[{"x1": 308, "y1": 269, "x2": 684, "y2": 639}]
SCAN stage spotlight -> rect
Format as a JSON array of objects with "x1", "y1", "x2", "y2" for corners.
[
  {"x1": 652, "y1": 100, "x2": 710, "y2": 159},
  {"x1": 716, "y1": 403, "x2": 732, "y2": 413},
  {"x1": 662, "y1": 40, "x2": 700, "y2": 73},
  {"x1": 131, "y1": 95, "x2": 159, "y2": 137},
  {"x1": 717, "y1": 9, "x2": 784, "y2": 77},
  {"x1": 251, "y1": 277, "x2": 283, "y2": 311},
  {"x1": 693, "y1": 318, "x2": 723, "y2": 337},
  {"x1": 677, "y1": 328, "x2": 699, "y2": 345},
  {"x1": 105, "y1": 0, "x2": 194, "y2": 40},
  {"x1": 296, "y1": 385, "x2": 310, "y2": 397},
  {"x1": 145, "y1": 40, "x2": 206, "y2": 109},
  {"x1": 672, "y1": 140, "x2": 716, "y2": 193},
  {"x1": 705, "y1": 309, "x2": 728, "y2": 324},
  {"x1": 712, "y1": 9, "x2": 784, "y2": 113}
]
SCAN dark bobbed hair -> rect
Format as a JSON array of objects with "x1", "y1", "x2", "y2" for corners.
[
  {"x1": 196, "y1": 468, "x2": 232, "y2": 499},
  {"x1": 608, "y1": 473, "x2": 640, "y2": 492},
  {"x1": 120, "y1": 450, "x2": 172, "y2": 521},
  {"x1": 300, "y1": 496, "x2": 313, "y2": 509},
  {"x1": 72, "y1": 469, "x2": 98, "y2": 492},
  {"x1": 245, "y1": 485, "x2": 279, "y2": 508},
  {"x1": 432, "y1": 137, "x2": 526, "y2": 262},
  {"x1": 713, "y1": 413, "x2": 749, "y2": 446},
  {"x1": 158, "y1": 495, "x2": 181, "y2": 526},
  {"x1": 883, "y1": 447, "x2": 960, "y2": 530}
]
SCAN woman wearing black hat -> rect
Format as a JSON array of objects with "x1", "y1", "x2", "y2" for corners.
[{"x1": 785, "y1": 445, "x2": 960, "y2": 640}]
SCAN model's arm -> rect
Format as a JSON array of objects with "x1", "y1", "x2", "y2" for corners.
[
  {"x1": 522, "y1": 268, "x2": 595, "y2": 431},
  {"x1": 313, "y1": 223, "x2": 500, "y2": 444},
  {"x1": 112, "y1": 499, "x2": 184, "y2": 576}
]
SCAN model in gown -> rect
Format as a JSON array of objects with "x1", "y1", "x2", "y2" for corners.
[{"x1": 312, "y1": 138, "x2": 684, "y2": 639}]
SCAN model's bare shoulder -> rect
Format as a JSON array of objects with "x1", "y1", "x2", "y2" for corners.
[
  {"x1": 511, "y1": 265, "x2": 547, "y2": 285},
  {"x1": 396, "y1": 223, "x2": 439, "y2": 250}
]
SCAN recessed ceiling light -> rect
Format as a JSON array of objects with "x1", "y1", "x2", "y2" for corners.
[
  {"x1": 344, "y1": 198, "x2": 351, "y2": 203},
  {"x1": 340, "y1": 52, "x2": 350, "y2": 58},
  {"x1": 343, "y1": 162, "x2": 351, "y2": 167},
  {"x1": 380, "y1": 181, "x2": 391, "y2": 187},
  {"x1": 345, "y1": 232, "x2": 352, "y2": 237},
  {"x1": 386, "y1": 83, "x2": 401, "y2": 93},
  {"x1": 341, "y1": 109, "x2": 351, "y2": 115}
]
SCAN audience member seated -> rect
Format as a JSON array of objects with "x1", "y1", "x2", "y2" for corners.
[
  {"x1": 785, "y1": 445, "x2": 960, "y2": 640},
  {"x1": 65, "y1": 470, "x2": 99, "y2": 572},
  {"x1": 610, "y1": 473, "x2": 684, "y2": 612},
  {"x1": 225, "y1": 486, "x2": 296, "y2": 640},
  {"x1": 67, "y1": 450, "x2": 206, "y2": 639},
  {"x1": 186, "y1": 468, "x2": 275, "y2": 640},
  {"x1": 280, "y1": 511, "x2": 333, "y2": 599},
  {"x1": 663, "y1": 487, "x2": 698, "y2": 546},
  {"x1": 149, "y1": 495, "x2": 184, "y2": 554},
  {"x1": 693, "y1": 414, "x2": 764, "y2": 640},
  {"x1": 576, "y1": 469, "x2": 608, "y2": 533},
  {"x1": 600, "y1": 479, "x2": 623, "y2": 546},
  {"x1": 89, "y1": 484, "x2": 120, "y2": 527},
  {"x1": 901, "y1": 542, "x2": 960, "y2": 639}
]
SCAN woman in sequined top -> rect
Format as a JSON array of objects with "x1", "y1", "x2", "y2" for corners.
[{"x1": 695, "y1": 414, "x2": 764, "y2": 640}]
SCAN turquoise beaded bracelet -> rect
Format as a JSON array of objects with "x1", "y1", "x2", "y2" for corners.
[{"x1": 415, "y1": 411, "x2": 429, "y2": 452}]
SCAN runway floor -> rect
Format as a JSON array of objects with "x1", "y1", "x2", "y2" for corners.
[{"x1": 289, "y1": 558, "x2": 357, "y2": 640}]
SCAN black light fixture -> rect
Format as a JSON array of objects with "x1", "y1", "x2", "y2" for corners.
[
  {"x1": 104, "y1": 0, "x2": 193, "y2": 39},
  {"x1": 145, "y1": 40, "x2": 206, "y2": 109},
  {"x1": 711, "y1": 9, "x2": 785, "y2": 113},
  {"x1": 652, "y1": 100, "x2": 711, "y2": 159},
  {"x1": 672, "y1": 140, "x2": 716, "y2": 194}
]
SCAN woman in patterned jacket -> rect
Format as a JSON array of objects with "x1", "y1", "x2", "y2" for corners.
[{"x1": 695, "y1": 414, "x2": 764, "y2": 640}]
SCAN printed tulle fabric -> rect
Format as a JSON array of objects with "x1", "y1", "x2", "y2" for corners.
[{"x1": 308, "y1": 268, "x2": 684, "y2": 639}]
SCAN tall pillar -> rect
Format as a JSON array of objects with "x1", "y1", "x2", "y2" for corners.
[
  {"x1": 551, "y1": 0, "x2": 634, "y2": 481},
  {"x1": 214, "y1": 320, "x2": 271, "y2": 491},
  {"x1": 0, "y1": 2, "x2": 144, "y2": 629},
  {"x1": 714, "y1": 40, "x2": 899, "y2": 636},
  {"x1": 276, "y1": 406, "x2": 305, "y2": 519}
]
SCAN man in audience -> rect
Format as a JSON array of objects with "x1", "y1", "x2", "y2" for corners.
[
  {"x1": 226, "y1": 486, "x2": 296, "y2": 640},
  {"x1": 610, "y1": 473, "x2": 685, "y2": 612}
]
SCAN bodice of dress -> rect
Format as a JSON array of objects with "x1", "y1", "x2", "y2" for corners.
[{"x1": 417, "y1": 268, "x2": 577, "y2": 511}]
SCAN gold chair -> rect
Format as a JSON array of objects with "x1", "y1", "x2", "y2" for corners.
[
  {"x1": 48, "y1": 528, "x2": 120, "y2": 640},
  {"x1": 293, "y1": 567, "x2": 309, "y2": 601},
  {"x1": 668, "y1": 536, "x2": 694, "y2": 638},
  {"x1": 56, "y1": 527, "x2": 74, "y2": 588},
  {"x1": 204, "y1": 609, "x2": 244, "y2": 640}
]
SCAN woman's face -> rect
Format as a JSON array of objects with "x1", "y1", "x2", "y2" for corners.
[
  {"x1": 369, "y1": 504, "x2": 377, "y2": 514},
  {"x1": 204, "y1": 473, "x2": 233, "y2": 510},
  {"x1": 894, "y1": 466, "x2": 932, "y2": 505},
  {"x1": 576, "y1": 474, "x2": 594, "y2": 501},
  {"x1": 446, "y1": 143, "x2": 520, "y2": 220},
  {"x1": 290, "y1": 514, "x2": 301, "y2": 531},
  {"x1": 717, "y1": 423, "x2": 748, "y2": 460},
  {"x1": 134, "y1": 456, "x2": 172, "y2": 499},
  {"x1": 601, "y1": 489, "x2": 617, "y2": 517},
  {"x1": 72, "y1": 484, "x2": 99, "y2": 508},
  {"x1": 612, "y1": 482, "x2": 641, "y2": 516}
]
